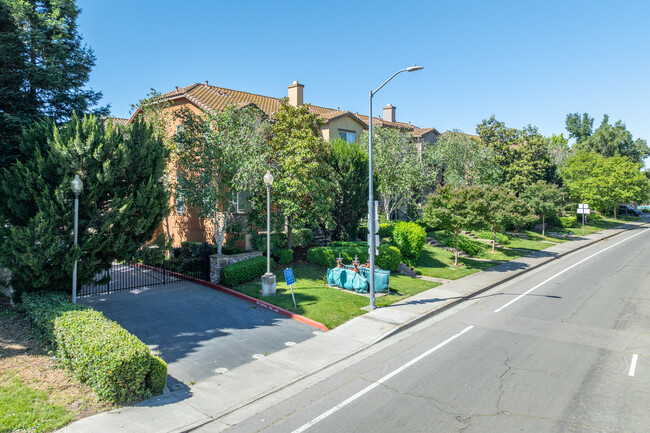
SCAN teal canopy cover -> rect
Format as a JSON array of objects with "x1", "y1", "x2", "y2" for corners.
[{"x1": 326, "y1": 268, "x2": 369, "y2": 293}]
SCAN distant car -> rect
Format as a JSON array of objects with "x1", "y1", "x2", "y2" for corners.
[{"x1": 617, "y1": 205, "x2": 643, "y2": 217}]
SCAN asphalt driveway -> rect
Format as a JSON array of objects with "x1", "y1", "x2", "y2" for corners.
[{"x1": 79, "y1": 281, "x2": 318, "y2": 390}]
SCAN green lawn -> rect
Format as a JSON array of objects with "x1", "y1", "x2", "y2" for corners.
[
  {"x1": 232, "y1": 264, "x2": 440, "y2": 329},
  {"x1": 415, "y1": 243, "x2": 497, "y2": 280},
  {"x1": 0, "y1": 375, "x2": 73, "y2": 433}
]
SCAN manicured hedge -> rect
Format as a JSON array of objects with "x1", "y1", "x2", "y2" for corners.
[
  {"x1": 392, "y1": 222, "x2": 426, "y2": 261},
  {"x1": 21, "y1": 292, "x2": 166, "y2": 404},
  {"x1": 306, "y1": 244, "x2": 401, "y2": 272},
  {"x1": 222, "y1": 256, "x2": 275, "y2": 287}
]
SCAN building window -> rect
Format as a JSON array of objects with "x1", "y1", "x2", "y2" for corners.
[
  {"x1": 230, "y1": 190, "x2": 251, "y2": 214},
  {"x1": 176, "y1": 171, "x2": 185, "y2": 214},
  {"x1": 339, "y1": 129, "x2": 355, "y2": 143}
]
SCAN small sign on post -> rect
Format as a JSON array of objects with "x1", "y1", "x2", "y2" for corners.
[
  {"x1": 577, "y1": 204, "x2": 590, "y2": 235},
  {"x1": 284, "y1": 268, "x2": 297, "y2": 309}
]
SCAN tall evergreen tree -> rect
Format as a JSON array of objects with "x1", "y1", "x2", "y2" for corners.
[
  {"x1": 0, "y1": 0, "x2": 107, "y2": 168},
  {"x1": 327, "y1": 138, "x2": 369, "y2": 241},
  {"x1": 0, "y1": 115, "x2": 169, "y2": 300}
]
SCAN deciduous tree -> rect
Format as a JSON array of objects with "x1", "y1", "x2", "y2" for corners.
[
  {"x1": 174, "y1": 105, "x2": 270, "y2": 253},
  {"x1": 560, "y1": 152, "x2": 649, "y2": 217},
  {"x1": 430, "y1": 131, "x2": 501, "y2": 187},
  {"x1": 360, "y1": 126, "x2": 431, "y2": 220},
  {"x1": 422, "y1": 185, "x2": 487, "y2": 266},
  {"x1": 327, "y1": 139, "x2": 368, "y2": 241},
  {"x1": 482, "y1": 186, "x2": 534, "y2": 252},
  {"x1": 519, "y1": 181, "x2": 564, "y2": 237}
]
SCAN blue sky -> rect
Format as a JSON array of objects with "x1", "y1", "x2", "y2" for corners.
[{"x1": 77, "y1": 0, "x2": 649, "y2": 162}]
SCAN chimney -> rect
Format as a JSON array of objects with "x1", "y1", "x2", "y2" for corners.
[
  {"x1": 288, "y1": 81, "x2": 304, "y2": 106},
  {"x1": 175, "y1": 86, "x2": 179, "y2": 91},
  {"x1": 383, "y1": 104, "x2": 396, "y2": 123},
  {"x1": 205, "y1": 80, "x2": 209, "y2": 86}
]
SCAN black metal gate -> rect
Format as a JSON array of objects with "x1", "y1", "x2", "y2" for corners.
[{"x1": 79, "y1": 243, "x2": 212, "y2": 297}]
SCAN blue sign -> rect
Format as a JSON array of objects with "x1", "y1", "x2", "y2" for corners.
[{"x1": 284, "y1": 268, "x2": 295, "y2": 286}]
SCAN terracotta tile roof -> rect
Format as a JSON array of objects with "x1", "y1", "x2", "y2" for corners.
[
  {"x1": 152, "y1": 83, "x2": 435, "y2": 133},
  {"x1": 104, "y1": 117, "x2": 130, "y2": 126}
]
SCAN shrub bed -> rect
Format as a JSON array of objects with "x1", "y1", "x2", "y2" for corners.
[
  {"x1": 476, "y1": 230, "x2": 511, "y2": 245},
  {"x1": 291, "y1": 228, "x2": 314, "y2": 247},
  {"x1": 558, "y1": 216, "x2": 577, "y2": 228},
  {"x1": 251, "y1": 233, "x2": 287, "y2": 252},
  {"x1": 392, "y1": 222, "x2": 426, "y2": 262},
  {"x1": 222, "y1": 256, "x2": 274, "y2": 287},
  {"x1": 21, "y1": 292, "x2": 166, "y2": 404},
  {"x1": 274, "y1": 249, "x2": 294, "y2": 265},
  {"x1": 306, "y1": 244, "x2": 401, "y2": 272}
]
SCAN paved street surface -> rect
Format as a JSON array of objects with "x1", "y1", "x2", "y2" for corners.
[
  {"x1": 218, "y1": 225, "x2": 650, "y2": 432},
  {"x1": 59, "y1": 222, "x2": 648, "y2": 433},
  {"x1": 80, "y1": 281, "x2": 318, "y2": 388}
]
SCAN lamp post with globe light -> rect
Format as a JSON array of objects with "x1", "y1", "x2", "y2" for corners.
[
  {"x1": 261, "y1": 171, "x2": 276, "y2": 296},
  {"x1": 71, "y1": 175, "x2": 83, "y2": 303}
]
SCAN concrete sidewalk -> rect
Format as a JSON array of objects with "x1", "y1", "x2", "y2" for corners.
[{"x1": 59, "y1": 222, "x2": 647, "y2": 433}]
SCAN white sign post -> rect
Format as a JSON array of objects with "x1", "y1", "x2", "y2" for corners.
[{"x1": 577, "y1": 204, "x2": 590, "y2": 235}]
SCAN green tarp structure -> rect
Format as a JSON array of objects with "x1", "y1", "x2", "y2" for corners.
[{"x1": 326, "y1": 267, "x2": 390, "y2": 293}]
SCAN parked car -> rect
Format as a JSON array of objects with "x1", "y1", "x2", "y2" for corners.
[{"x1": 617, "y1": 205, "x2": 643, "y2": 217}]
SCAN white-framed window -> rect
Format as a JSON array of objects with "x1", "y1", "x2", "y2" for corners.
[
  {"x1": 338, "y1": 129, "x2": 355, "y2": 143},
  {"x1": 175, "y1": 171, "x2": 186, "y2": 214},
  {"x1": 230, "y1": 190, "x2": 251, "y2": 214}
]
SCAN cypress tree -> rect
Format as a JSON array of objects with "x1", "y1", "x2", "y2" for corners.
[{"x1": 0, "y1": 114, "x2": 170, "y2": 299}]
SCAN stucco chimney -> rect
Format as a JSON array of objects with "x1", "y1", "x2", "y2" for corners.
[
  {"x1": 288, "y1": 81, "x2": 304, "y2": 106},
  {"x1": 383, "y1": 104, "x2": 396, "y2": 123}
]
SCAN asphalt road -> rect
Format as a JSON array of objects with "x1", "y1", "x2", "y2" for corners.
[
  {"x1": 80, "y1": 281, "x2": 318, "y2": 390},
  {"x1": 218, "y1": 225, "x2": 650, "y2": 433}
]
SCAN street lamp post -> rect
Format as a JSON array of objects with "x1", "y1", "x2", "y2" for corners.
[
  {"x1": 71, "y1": 175, "x2": 83, "y2": 303},
  {"x1": 367, "y1": 65, "x2": 423, "y2": 309},
  {"x1": 262, "y1": 171, "x2": 276, "y2": 296}
]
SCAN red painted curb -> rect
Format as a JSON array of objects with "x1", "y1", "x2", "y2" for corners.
[{"x1": 134, "y1": 263, "x2": 329, "y2": 332}]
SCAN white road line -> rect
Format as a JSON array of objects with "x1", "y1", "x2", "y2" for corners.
[
  {"x1": 290, "y1": 325, "x2": 474, "y2": 433},
  {"x1": 494, "y1": 229, "x2": 648, "y2": 313},
  {"x1": 630, "y1": 354, "x2": 639, "y2": 377}
]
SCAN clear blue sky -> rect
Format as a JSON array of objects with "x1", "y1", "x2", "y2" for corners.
[{"x1": 77, "y1": 0, "x2": 650, "y2": 162}]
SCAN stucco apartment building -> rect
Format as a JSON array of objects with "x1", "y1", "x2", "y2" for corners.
[{"x1": 124, "y1": 80, "x2": 440, "y2": 248}]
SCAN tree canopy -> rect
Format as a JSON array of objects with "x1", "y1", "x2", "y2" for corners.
[
  {"x1": 431, "y1": 131, "x2": 501, "y2": 187},
  {"x1": 174, "y1": 104, "x2": 270, "y2": 253},
  {"x1": 360, "y1": 126, "x2": 432, "y2": 220},
  {"x1": 268, "y1": 99, "x2": 335, "y2": 249},
  {"x1": 560, "y1": 151, "x2": 649, "y2": 216},
  {"x1": 519, "y1": 181, "x2": 565, "y2": 236},
  {"x1": 476, "y1": 116, "x2": 553, "y2": 194},
  {"x1": 566, "y1": 113, "x2": 649, "y2": 164},
  {"x1": 0, "y1": 115, "x2": 169, "y2": 299},
  {"x1": 422, "y1": 185, "x2": 487, "y2": 265},
  {"x1": 0, "y1": 0, "x2": 107, "y2": 169}
]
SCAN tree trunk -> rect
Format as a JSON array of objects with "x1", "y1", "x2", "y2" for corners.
[
  {"x1": 492, "y1": 225, "x2": 497, "y2": 253},
  {"x1": 213, "y1": 211, "x2": 223, "y2": 255},
  {"x1": 541, "y1": 214, "x2": 546, "y2": 237},
  {"x1": 613, "y1": 206, "x2": 617, "y2": 219},
  {"x1": 454, "y1": 231, "x2": 459, "y2": 266},
  {"x1": 287, "y1": 216, "x2": 293, "y2": 250}
]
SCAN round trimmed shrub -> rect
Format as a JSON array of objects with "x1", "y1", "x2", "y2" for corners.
[{"x1": 392, "y1": 222, "x2": 426, "y2": 261}]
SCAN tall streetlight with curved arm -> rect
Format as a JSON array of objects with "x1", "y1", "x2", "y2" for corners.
[{"x1": 367, "y1": 65, "x2": 423, "y2": 309}]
